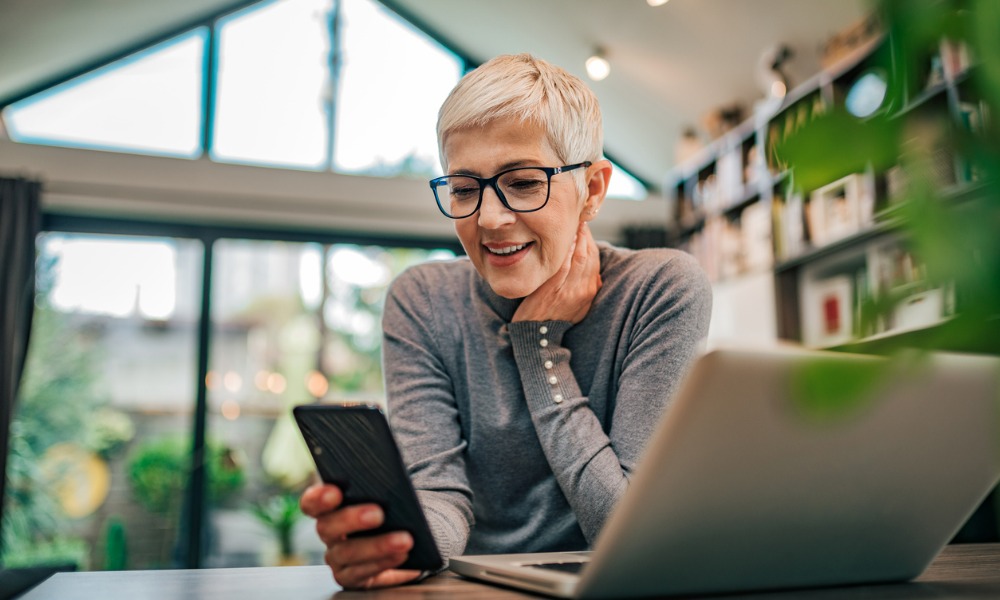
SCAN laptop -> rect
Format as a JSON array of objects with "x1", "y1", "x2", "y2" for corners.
[{"x1": 448, "y1": 347, "x2": 1000, "y2": 598}]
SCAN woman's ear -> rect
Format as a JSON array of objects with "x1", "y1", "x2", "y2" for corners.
[{"x1": 581, "y1": 159, "x2": 613, "y2": 222}]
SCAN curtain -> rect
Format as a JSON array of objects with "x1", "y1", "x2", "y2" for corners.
[{"x1": 0, "y1": 176, "x2": 42, "y2": 550}]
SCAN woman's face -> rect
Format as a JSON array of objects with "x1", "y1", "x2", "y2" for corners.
[{"x1": 443, "y1": 118, "x2": 588, "y2": 299}]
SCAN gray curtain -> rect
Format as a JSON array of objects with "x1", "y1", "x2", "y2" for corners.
[{"x1": 0, "y1": 176, "x2": 42, "y2": 549}]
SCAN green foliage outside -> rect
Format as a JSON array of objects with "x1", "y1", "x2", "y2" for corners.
[
  {"x1": 250, "y1": 492, "x2": 303, "y2": 558},
  {"x1": 126, "y1": 436, "x2": 246, "y2": 516},
  {"x1": 1, "y1": 254, "x2": 109, "y2": 569},
  {"x1": 104, "y1": 518, "x2": 128, "y2": 571}
]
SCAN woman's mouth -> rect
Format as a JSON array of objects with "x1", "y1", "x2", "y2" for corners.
[
  {"x1": 486, "y1": 243, "x2": 529, "y2": 255},
  {"x1": 484, "y1": 242, "x2": 533, "y2": 265}
]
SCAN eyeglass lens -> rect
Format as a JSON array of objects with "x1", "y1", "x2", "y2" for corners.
[{"x1": 436, "y1": 168, "x2": 550, "y2": 218}]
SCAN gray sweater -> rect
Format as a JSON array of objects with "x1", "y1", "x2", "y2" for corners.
[{"x1": 382, "y1": 243, "x2": 712, "y2": 558}]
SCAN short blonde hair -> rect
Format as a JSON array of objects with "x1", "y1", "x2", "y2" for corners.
[{"x1": 437, "y1": 54, "x2": 604, "y2": 180}]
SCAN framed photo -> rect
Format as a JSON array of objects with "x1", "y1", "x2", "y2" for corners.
[
  {"x1": 808, "y1": 173, "x2": 868, "y2": 246},
  {"x1": 802, "y1": 275, "x2": 854, "y2": 348}
]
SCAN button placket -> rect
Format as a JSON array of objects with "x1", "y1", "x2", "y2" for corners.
[{"x1": 537, "y1": 325, "x2": 562, "y2": 404}]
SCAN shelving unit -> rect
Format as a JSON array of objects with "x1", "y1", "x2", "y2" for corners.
[{"x1": 665, "y1": 27, "x2": 988, "y2": 352}]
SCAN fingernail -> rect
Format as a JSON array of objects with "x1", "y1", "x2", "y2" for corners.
[
  {"x1": 389, "y1": 532, "x2": 412, "y2": 549},
  {"x1": 322, "y1": 489, "x2": 338, "y2": 505},
  {"x1": 361, "y1": 507, "x2": 383, "y2": 525}
]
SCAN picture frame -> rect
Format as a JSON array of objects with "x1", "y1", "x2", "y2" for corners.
[
  {"x1": 802, "y1": 275, "x2": 854, "y2": 348},
  {"x1": 808, "y1": 173, "x2": 868, "y2": 246}
]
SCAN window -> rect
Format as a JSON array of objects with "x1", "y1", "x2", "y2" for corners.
[
  {"x1": 211, "y1": 0, "x2": 332, "y2": 169},
  {"x1": 204, "y1": 239, "x2": 454, "y2": 567},
  {"x1": 332, "y1": 0, "x2": 462, "y2": 177},
  {"x1": 0, "y1": 0, "x2": 651, "y2": 194},
  {"x1": 3, "y1": 31, "x2": 206, "y2": 158},
  {"x1": 4, "y1": 233, "x2": 203, "y2": 570},
  {"x1": 607, "y1": 160, "x2": 648, "y2": 200},
  {"x1": 4, "y1": 224, "x2": 458, "y2": 572}
]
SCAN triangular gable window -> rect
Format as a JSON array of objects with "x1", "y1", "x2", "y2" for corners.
[
  {"x1": 3, "y1": 29, "x2": 207, "y2": 158},
  {"x1": 608, "y1": 161, "x2": 648, "y2": 200}
]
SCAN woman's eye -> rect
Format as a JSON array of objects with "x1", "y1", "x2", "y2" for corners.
[
  {"x1": 451, "y1": 186, "x2": 478, "y2": 199},
  {"x1": 509, "y1": 179, "x2": 545, "y2": 191}
]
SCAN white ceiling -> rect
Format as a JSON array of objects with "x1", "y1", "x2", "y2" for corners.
[{"x1": 0, "y1": 0, "x2": 870, "y2": 189}]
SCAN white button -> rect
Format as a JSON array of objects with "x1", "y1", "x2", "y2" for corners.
[
  {"x1": 539, "y1": 326, "x2": 549, "y2": 334},
  {"x1": 554, "y1": 394, "x2": 564, "y2": 403},
  {"x1": 548, "y1": 375, "x2": 558, "y2": 385},
  {"x1": 544, "y1": 360, "x2": 553, "y2": 370},
  {"x1": 540, "y1": 339, "x2": 549, "y2": 348}
]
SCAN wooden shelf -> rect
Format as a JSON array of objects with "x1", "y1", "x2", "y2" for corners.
[
  {"x1": 720, "y1": 186, "x2": 763, "y2": 218},
  {"x1": 774, "y1": 219, "x2": 898, "y2": 272},
  {"x1": 663, "y1": 23, "x2": 989, "y2": 352},
  {"x1": 890, "y1": 80, "x2": 951, "y2": 120}
]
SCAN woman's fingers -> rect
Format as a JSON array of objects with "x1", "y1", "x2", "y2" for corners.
[
  {"x1": 300, "y1": 483, "x2": 342, "y2": 518},
  {"x1": 315, "y1": 503, "x2": 385, "y2": 545},
  {"x1": 301, "y1": 484, "x2": 421, "y2": 590},
  {"x1": 327, "y1": 531, "x2": 413, "y2": 567},
  {"x1": 336, "y1": 556, "x2": 406, "y2": 588},
  {"x1": 336, "y1": 562, "x2": 424, "y2": 590},
  {"x1": 512, "y1": 221, "x2": 602, "y2": 324},
  {"x1": 325, "y1": 533, "x2": 418, "y2": 589}
]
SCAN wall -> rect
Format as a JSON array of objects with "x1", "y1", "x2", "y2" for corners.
[
  {"x1": 705, "y1": 271, "x2": 779, "y2": 349},
  {"x1": 0, "y1": 140, "x2": 670, "y2": 245}
]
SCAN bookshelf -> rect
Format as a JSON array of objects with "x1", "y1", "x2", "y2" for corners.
[{"x1": 665, "y1": 27, "x2": 989, "y2": 353}]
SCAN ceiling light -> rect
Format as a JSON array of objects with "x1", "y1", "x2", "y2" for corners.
[
  {"x1": 770, "y1": 80, "x2": 787, "y2": 99},
  {"x1": 586, "y1": 50, "x2": 610, "y2": 82},
  {"x1": 647, "y1": 0, "x2": 669, "y2": 6}
]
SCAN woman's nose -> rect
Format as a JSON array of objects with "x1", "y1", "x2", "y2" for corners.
[{"x1": 477, "y1": 185, "x2": 517, "y2": 228}]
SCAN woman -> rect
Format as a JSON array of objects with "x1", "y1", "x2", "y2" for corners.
[{"x1": 301, "y1": 53, "x2": 712, "y2": 589}]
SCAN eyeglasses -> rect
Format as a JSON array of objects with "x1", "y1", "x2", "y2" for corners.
[{"x1": 429, "y1": 162, "x2": 592, "y2": 219}]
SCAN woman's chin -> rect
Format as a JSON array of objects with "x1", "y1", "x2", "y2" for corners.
[
  {"x1": 491, "y1": 285, "x2": 531, "y2": 300},
  {"x1": 487, "y1": 277, "x2": 538, "y2": 300}
]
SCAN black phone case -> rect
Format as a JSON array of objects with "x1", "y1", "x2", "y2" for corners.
[{"x1": 293, "y1": 403, "x2": 443, "y2": 572}]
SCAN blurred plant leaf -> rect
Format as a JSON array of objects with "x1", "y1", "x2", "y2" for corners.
[
  {"x1": 775, "y1": 110, "x2": 902, "y2": 193},
  {"x1": 971, "y1": 0, "x2": 1000, "y2": 112},
  {"x1": 790, "y1": 358, "x2": 888, "y2": 422}
]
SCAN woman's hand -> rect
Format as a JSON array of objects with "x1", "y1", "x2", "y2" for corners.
[
  {"x1": 300, "y1": 483, "x2": 423, "y2": 589},
  {"x1": 513, "y1": 221, "x2": 602, "y2": 324}
]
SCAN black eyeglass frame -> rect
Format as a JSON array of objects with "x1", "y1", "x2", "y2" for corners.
[{"x1": 429, "y1": 161, "x2": 593, "y2": 219}]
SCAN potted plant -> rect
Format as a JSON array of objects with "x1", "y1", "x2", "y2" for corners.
[{"x1": 250, "y1": 492, "x2": 304, "y2": 566}]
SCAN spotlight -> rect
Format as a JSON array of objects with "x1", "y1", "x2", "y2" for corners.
[
  {"x1": 586, "y1": 50, "x2": 610, "y2": 81},
  {"x1": 770, "y1": 80, "x2": 787, "y2": 99},
  {"x1": 647, "y1": 0, "x2": 669, "y2": 6}
]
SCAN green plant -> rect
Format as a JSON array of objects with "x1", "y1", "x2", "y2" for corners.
[
  {"x1": 2, "y1": 251, "x2": 106, "y2": 568},
  {"x1": 0, "y1": 536, "x2": 89, "y2": 570},
  {"x1": 87, "y1": 407, "x2": 135, "y2": 460},
  {"x1": 126, "y1": 436, "x2": 246, "y2": 516},
  {"x1": 103, "y1": 517, "x2": 127, "y2": 571},
  {"x1": 250, "y1": 493, "x2": 303, "y2": 559}
]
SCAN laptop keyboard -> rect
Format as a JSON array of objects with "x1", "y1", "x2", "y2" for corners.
[{"x1": 525, "y1": 561, "x2": 586, "y2": 574}]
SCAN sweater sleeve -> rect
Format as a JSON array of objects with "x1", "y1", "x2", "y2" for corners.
[
  {"x1": 381, "y1": 267, "x2": 473, "y2": 559},
  {"x1": 509, "y1": 251, "x2": 712, "y2": 542}
]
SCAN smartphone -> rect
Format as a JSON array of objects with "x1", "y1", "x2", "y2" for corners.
[{"x1": 293, "y1": 403, "x2": 443, "y2": 572}]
